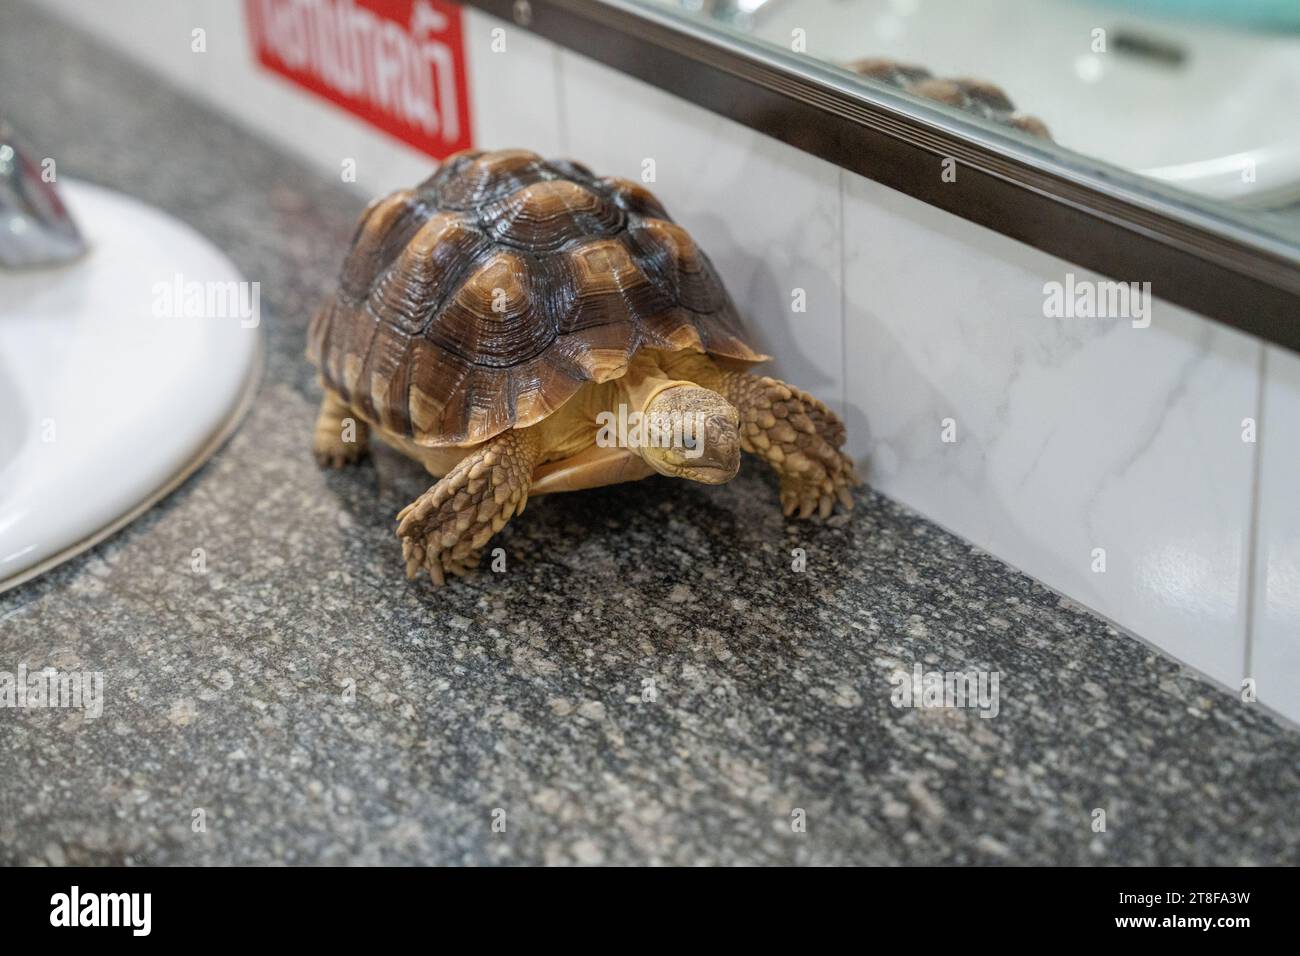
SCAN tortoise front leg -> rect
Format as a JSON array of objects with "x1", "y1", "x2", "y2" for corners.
[
  {"x1": 313, "y1": 390, "x2": 370, "y2": 468},
  {"x1": 396, "y1": 427, "x2": 542, "y2": 586},
  {"x1": 718, "y1": 371, "x2": 859, "y2": 519}
]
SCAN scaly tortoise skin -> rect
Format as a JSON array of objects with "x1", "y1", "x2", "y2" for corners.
[{"x1": 308, "y1": 148, "x2": 858, "y2": 586}]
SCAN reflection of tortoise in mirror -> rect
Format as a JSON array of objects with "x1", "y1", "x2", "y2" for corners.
[
  {"x1": 308, "y1": 149, "x2": 858, "y2": 586},
  {"x1": 846, "y1": 58, "x2": 1052, "y2": 140}
]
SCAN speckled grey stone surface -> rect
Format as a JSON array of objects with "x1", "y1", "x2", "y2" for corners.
[{"x1": 2, "y1": 2, "x2": 1298, "y2": 867}]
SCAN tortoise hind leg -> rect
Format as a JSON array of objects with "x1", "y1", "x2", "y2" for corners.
[
  {"x1": 717, "y1": 371, "x2": 859, "y2": 519},
  {"x1": 313, "y1": 390, "x2": 369, "y2": 468},
  {"x1": 396, "y1": 427, "x2": 542, "y2": 586}
]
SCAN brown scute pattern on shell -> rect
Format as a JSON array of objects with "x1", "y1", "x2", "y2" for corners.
[
  {"x1": 479, "y1": 180, "x2": 625, "y2": 251},
  {"x1": 424, "y1": 149, "x2": 551, "y2": 210},
  {"x1": 367, "y1": 213, "x2": 488, "y2": 335},
  {"x1": 427, "y1": 249, "x2": 557, "y2": 369},
  {"x1": 595, "y1": 176, "x2": 669, "y2": 220},
  {"x1": 308, "y1": 149, "x2": 767, "y2": 446},
  {"x1": 337, "y1": 190, "x2": 428, "y2": 300},
  {"x1": 630, "y1": 218, "x2": 724, "y2": 315},
  {"x1": 546, "y1": 158, "x2": 594, "y2": 181}
]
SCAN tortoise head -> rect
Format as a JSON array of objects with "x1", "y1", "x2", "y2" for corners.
[{"x1": 638, "y1": 385, "x2": 741, "y2": 485}]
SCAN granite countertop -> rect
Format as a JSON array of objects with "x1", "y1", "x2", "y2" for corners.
[{"x1": 2, "y1": 3, "x2": 1298, "y2": 866}]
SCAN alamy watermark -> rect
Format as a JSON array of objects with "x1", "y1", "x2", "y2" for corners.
[
  {"x1": 151, "y1": 273, "x2": 260, "y2": 328},
  {"x1": 1043, "y1": 273, "x2": 1151, "y2": 328},
  {"x1": 890, "y1": 663, "x2": 1000, "y2": 718},
  {"x1": 596, "y1": 403, "x2": 706, "y2": 458},
  {"x1": 0, "y1": 664, "x2": 104, "y2": 719},
  {"x1": 50, "y1": 886, "x2": 150, "y2": 936}
]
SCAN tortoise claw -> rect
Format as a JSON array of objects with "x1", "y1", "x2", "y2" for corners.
[
  {"x1": 312, "y1": 393, "x2": 369, "y2": 468},
  {"x1": 395, "y1": 430, "x2": 537, "y2": 587}
]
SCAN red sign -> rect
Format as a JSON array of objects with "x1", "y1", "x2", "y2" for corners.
[{"x1": 245, "y1": 0, "x2": 473, "y2": 159}]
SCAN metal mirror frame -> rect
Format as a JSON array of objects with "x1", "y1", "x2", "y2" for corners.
[{"x1": 467, "y1": 0, "x2": 1300, "y2": 352}]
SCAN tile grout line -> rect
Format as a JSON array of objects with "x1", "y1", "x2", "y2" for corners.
[
  {"x1": 552, "y1": 44, "x2": 569, "y2": 156},
  {"x1": 837, "y1": 167, "x2": 848, "y2": 422},
  {"x1": 1242, "y1": 343, "x2": 1270, "y2": 686}
]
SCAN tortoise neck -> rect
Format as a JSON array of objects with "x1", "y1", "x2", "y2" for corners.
[{"x1": 619, "y1": 352, "x2": 695, "y2": 417}]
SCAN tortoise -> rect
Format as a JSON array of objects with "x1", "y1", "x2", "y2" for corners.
[
  {"x1": 846, "y1": 58, "x2": 1051, "y2": 140},
  {"x1": 307, "y1": 148, "x2": 858, "y2": 585}
]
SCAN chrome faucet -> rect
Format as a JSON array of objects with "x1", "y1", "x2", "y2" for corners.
[{"x1": 0, "y1": 121, "x2": 85, "y2": 268}]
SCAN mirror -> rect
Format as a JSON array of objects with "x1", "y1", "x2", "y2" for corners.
[{"x1": 643, "y1": 0, "x2": 1300, "y2": 250}]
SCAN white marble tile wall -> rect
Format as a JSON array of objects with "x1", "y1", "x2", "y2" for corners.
[
  {"x1": 33, "y1": 1, "x2": 1300, "y2": 720},
  {"x1": 462, "y1": 10, "x2": 564, "y2": 155},
  {"x1": 840, "y1": 171, "x2": 1261, "y2": 691}
]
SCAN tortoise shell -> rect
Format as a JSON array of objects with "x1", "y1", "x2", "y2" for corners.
[
  {"x1": 308, "y1": 149, "x2": 767, "y2": 447},
  {"x1": 845, "y1": 58, "x2": 1051, "y2": 139}
]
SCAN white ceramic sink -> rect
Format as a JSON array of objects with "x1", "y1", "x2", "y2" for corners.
[
  {"x1": 0, "y1": 180, "x2": 260, "y2": 592},
  {"x1": 750, "y1": 0, "x2": 1300, "y2": 204}
]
